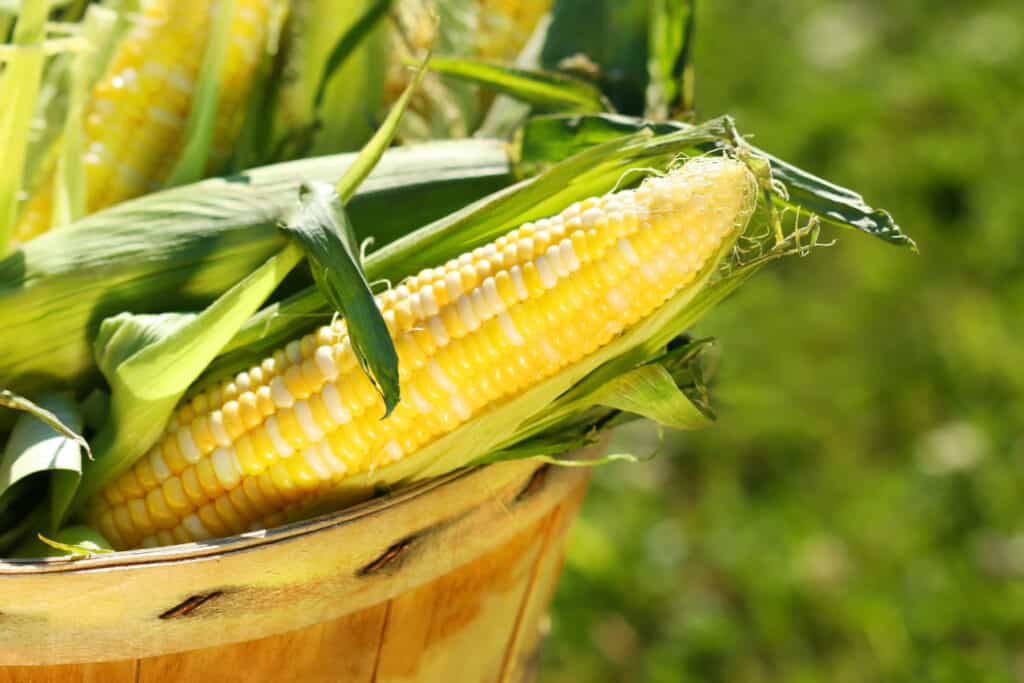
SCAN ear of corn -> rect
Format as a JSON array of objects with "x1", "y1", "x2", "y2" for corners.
[
  {"x1": 87, "y1": 156, "x2": 756, "y2": 549},
  {"x1": 13, "y1": 0, "x2": 274, "y2": 245}
]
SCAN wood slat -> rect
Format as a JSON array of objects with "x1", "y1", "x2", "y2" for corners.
[
  {"x1": 374, "y1": 512, "x2": 552, "y2": 682},
  {"x1": 137, "y1": 602, "x2": 390, "y2": 683},
  {"x1": 501, "y1": 476, "x2": 588, "y2": 683}
]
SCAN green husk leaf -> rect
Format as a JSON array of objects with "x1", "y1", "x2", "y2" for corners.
[
  {"x1": 274, "y1": 0, "x2": 390, "y2": 157},
  {"x1": 165, "y1": 0, "x2": 236, "y2": 186},
  {"x1": 471, "y1": 431, "x2": 596, "y2": 466},
  {"x1": 472, "y1": 432, "x2": 641, "y2": 468},
  {"x1": 0, "y1": 390, "x2": 90, "y2": 459},
  {"x1": 518, "y1": 113, "x2": 915, "y2": 248},
  {"x1": 283, "y1": 184, "x2": 399, "y2": 416},
  {"x1": 283, "y1": 53, "x2": 428, "y2": 416},
  {"x1": 754, "y1": 149, "x2": 915, "y2": 250},
  {"x1": 93, "y1": 312, "x2": 198, "y2": 384},
  {"x1": 71, "y1": 244, "x2": 303, "y2": 515},
  {"x1": 313, "y1": 0, "x2": 391, "y2": 112},
  {"x1": 646, "y1": 0, "x2": 696, "y2": 118},
  {"x1": 513, "y1": 336, "x2": 715, "y2": 443},
  {"x1": 272, "y1": 0, "x2": 391, "y2": 161},
  {"x1": 0, "y1": 0, "x2": 50, "y2": 256},
  {"x1": 582, "y1": 362, "x2": 711, "y2": 430},
  {"x1": 0, "y1": 393, "x2": 85, "y2": 533},
  {"x1": 427, "y1": 56, "x2": 611, "y2": 114},
  {"x1": 53, "y1": 6, "x2": 117, "y2": 227}
]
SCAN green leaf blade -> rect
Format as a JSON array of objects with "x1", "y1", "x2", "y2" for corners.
[
  {"x1": 283, "y1": 183, "x2": 400, "y2": 416},
  {"x1": 165, "y1": 0, "x2": 237, "y2": 187},
  {"x1": 313, "y1": 0, "x2": 392, "y2": 112},
  {"x1": 646, "y1": 0, "x2": 696, "y2": 118},
  {"x1": 0, "y1": 0, "x2": 51, "y2": 256},
  {"x1": 587, "y1": 363, "x2": 711, "y2": 431},
  {"x1": 0, "y1": 393, "x2": 85, "y2": 532},
  {"x1": 428, "y1": 56, "x2": 611, "y2": 114}
]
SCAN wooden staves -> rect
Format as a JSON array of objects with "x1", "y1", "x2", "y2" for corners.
[{"x1": 0, "y1": 452, "x2": 593, "y2": 682}]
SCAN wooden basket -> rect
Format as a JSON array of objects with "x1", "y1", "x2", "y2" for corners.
[{"x1": 0, "y1": 458, "x2": 590, "y2": 682}]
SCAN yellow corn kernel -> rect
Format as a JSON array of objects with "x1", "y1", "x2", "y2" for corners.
[
  {"x1": 143, "y1": 488, "x2": 176, "y2": 529},
  {"x1": 195, "y1": 459, "x2": 223, "y2": 499},
  {"x1": 197, "y1": 503, "x2": 229, "y2": 538},
  {"x1": 180, "y1": 467, "x2": 207, "y2": 507}
]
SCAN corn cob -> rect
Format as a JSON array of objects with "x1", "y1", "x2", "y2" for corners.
[
  {"x1": 88, "y1": 157, "x2": 756, "y2": 550},
  {"x1": 13, "y1": 0, "x2": 272, "y2": 244}
]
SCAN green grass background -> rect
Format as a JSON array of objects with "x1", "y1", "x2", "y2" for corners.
[{"x1": 543, "y1": 1, "x2": 1024, "y2": 680}]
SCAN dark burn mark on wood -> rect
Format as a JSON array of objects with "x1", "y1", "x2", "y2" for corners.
[
  {"x1": 514, "y1": 464, "x2": 550, "y2": 504},
  {"x1": 159, "y1": 591, "x2": 224, "y2": 620},
  {"x1": 358, "y1": 535, "x2": 417, "y2": 577},
  {"x1": 357, "y1": 511, "x2": 472, "y2": 578}
]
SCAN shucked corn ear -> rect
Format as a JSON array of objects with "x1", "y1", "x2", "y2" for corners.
[
  {"x1": 88, "y1": 157, "x2": 756, "y2": 550},
  {"x1": 14, "y1": 0, "x2": 273, "y2": 244}
]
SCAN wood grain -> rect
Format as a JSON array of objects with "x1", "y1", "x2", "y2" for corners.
[
  {"x1": 0, "y1": 455, "x2": 592, "y2": 682},
  {"x1": 502, "y1": 480, "x2": 586, "y2": 683}
]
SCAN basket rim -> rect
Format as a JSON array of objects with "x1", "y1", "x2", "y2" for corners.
[
  {"x1": 0, "y1": 456, "x2": 592, "y2": 665},
  {"x1": 0, "y1": 465, "x2": 478, "y2": 575}
]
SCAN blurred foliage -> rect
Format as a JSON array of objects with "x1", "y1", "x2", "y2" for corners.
[{"x1": 543, "y1": 0, "x2": 1024, "y2": 681}]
